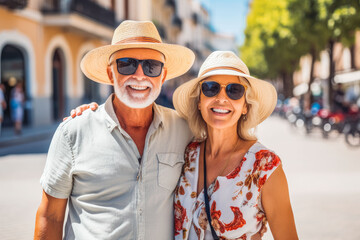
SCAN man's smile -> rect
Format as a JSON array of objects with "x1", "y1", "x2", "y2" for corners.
[{"x1": 128, "y1": 85, "x2": 150, "y2": 91}]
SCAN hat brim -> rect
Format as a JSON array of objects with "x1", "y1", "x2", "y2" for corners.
[
  {"x1": 81, "y1": 43, "x2": 195, "y2": 85},
  {"x1": 173, "y1": 69, "x2": 277, "y2": 126}
]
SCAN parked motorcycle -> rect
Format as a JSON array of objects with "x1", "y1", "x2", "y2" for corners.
[{"x1": 318, "y1": 109, "x2": 345, "y2": 138}]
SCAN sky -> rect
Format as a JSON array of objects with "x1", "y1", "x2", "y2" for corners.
[{"x1": 200, "y1": 0, "x2": 251, "y2": 46}]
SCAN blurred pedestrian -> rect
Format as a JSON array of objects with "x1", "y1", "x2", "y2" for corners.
[
  {"x1": 333, "y1": 83, "x2": 347, "y2": 113},
  {"x1": 10, "y1": 82, "x2": 24, "y2": 134},
  {"x1": 172, "y1": 51, "x2": 298, "y2": 239},
  {"x1": 0, "y1": 83, "x2": 7, "y2": 135}
]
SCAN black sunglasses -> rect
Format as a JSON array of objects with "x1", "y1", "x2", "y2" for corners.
[
  {"x1": 200, "y1": 81, "x2": 247, "y2": 100},
  {"x1": 115, "y1": 58, "x2": 164, "y2": 77}
]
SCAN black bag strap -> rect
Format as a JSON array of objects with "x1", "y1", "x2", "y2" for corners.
[{"x1": 203, "y1": 141, "x2": 220, "y2": 240}]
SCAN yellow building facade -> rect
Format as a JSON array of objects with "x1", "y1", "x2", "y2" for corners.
[
  {"x1": 0, "y1": 0, "x2": 116, "y2": 127},
  {"x1": 0, "y1": 0, "x2": 220, "y2": 128}
]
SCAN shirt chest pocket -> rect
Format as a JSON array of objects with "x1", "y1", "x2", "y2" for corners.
[{"x1": 157, "y1": 153, "x2": 184, "y2": 191}]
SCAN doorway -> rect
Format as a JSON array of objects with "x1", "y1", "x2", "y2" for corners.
[
  {"x1": 0, "y1": 44, "x2": 30, "y2": 127},
  {"x1": 52, "y1": 48, "x2": 66, "y2": 121}
]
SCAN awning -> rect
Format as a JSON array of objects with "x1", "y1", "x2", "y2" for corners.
[
  {"x1": 293, "y1": 83, "x2": 309, "y2": 96},
  {"x1": 334, "y1": 70, "x2": 360, "y2": 84}
]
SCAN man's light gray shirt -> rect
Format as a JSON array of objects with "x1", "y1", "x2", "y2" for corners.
[{"x1": 40, "y1": 95, "x2": 193, "y2": 240}]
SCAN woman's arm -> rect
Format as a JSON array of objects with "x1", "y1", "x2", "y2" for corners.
[{"x1": 261, "y1": 165, "x2": 299, "y2": 240}]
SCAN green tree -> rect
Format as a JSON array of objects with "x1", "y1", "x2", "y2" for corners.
[
  {"x1": 288, "y1": 0, "x2": 329, "y2": 107},
  {"x1": 241, "y1": 0, "x2": 360, "y2": 104},
  {"x1": 241, "y1": 0, "x2": 302, "y2": 98},
  {"x1": 318, "y1": 0, "x2": 360, "y2": 110}
]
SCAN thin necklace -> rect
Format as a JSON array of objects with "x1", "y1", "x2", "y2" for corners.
[{"x1": 205, "y1": 138, "x2": 240, "y2": 178}]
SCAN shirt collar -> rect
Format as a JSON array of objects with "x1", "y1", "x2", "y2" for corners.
[
  {"x1": 104, "y1": 94, "x2": 119, "y2": 133},
  {"x1": 152, "y1": 102, "x2": 164, "y2": 130},
  {"x1": 103, "y1": 94, "x2": 164, "y2": 135}
]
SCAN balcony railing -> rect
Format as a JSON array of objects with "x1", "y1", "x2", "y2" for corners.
[
  {"x1": 0, "y1": 0, "x2": 27, "y2": 9},
  {"x1": 165, "y1": 0, "x2": 176, "y2": 9},
  {"x1": 41, "y1": 0, "x2": 115, "y2": 27}
]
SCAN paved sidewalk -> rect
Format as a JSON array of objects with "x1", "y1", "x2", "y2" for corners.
[
  {"x1": 0, "y1": 117, "x2": 360, "y2": 239},
  {"x1": 0, "y1": 123, "x2": 59, "y2": 149}
]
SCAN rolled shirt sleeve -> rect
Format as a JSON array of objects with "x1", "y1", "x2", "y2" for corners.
[{"x1": 40, "y1": 123, "x2": 74, "y2": 199}]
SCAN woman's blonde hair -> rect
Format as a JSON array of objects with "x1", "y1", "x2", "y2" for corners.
[{"x1": 185, "y1": 76, "x2": 259, "y2": 141}]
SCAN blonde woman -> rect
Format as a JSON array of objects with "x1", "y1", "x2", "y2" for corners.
[{"x1": 172, "y1": 51, "x2": 298, "y2": 240}]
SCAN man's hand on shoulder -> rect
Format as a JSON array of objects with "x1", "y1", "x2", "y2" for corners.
[{"x1": 63, "y1": 102, "x2": 99, "y2": 121}]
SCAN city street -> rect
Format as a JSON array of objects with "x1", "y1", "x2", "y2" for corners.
[{"x1": 0, "y1": 116, "x2": 360, "y2": 240}]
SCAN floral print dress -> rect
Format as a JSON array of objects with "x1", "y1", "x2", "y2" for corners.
[{"x1": 174, "y1": 141, "x2": 281, "y2": 240}]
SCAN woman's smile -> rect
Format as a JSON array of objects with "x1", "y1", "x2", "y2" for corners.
[{"x1": 210, "y1": 107, "x2": 231, "y2": 115}]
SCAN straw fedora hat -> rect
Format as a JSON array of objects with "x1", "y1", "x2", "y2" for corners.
[
  {"x1": 173, "y1": 51, "x2": 277, "y2": 127},
  {"x1": 80, "y1": 20, "x2": 195, "y2": 85}
]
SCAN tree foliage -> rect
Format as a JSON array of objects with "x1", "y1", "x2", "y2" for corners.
[
  {"x1": 241, "y1": 0, "x2": 360, "y2": 100},
  {"x1": 240, "y1": 0, "x2": 303, "y2": 97},
  {"x1": 319, "y1": 0, "x2": 360, "y2": 46},
  {"x1": 241, "y1": 0, "x2": 300, "y2": 77}
]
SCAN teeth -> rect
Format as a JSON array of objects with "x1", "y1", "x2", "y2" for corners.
[
  {"x1": 212, "y1": 108, "x2": 230, "y2": 113},
  {"x1": 129, "y1": 85, "x2": 148, "y2": 90}
]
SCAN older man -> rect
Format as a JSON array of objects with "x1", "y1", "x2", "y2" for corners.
[{"x1": 34, "y1": 20, "x2": 194, "y2": 240}]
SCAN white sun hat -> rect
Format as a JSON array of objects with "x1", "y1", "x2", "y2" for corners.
[{"x1": 173, "y1": 51, "x2": 277, "y2": 127}]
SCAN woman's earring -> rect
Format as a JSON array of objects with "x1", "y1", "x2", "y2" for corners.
[{"x1": 242, "y1": 114, "x2": 247, "y2": 121}]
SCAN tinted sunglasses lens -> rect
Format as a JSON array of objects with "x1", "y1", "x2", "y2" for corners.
[
  {"x1": 117, "y1": 58, "x2": 137, "y2": 75},
  {"x1": 142, "y1": 60, "x2": 164, "y2": 77},
  {"x1": 226, "y1": 83, "x2": 245, "y2": 100},
  {"x1": 201, "y1": 81, "x2": 220, "y2": 97}
]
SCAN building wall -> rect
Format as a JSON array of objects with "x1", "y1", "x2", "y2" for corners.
[
  {"x1": 291, "y1": 29, "x2": 360, "y2": 109},
  {"x1": 1, "y1": 0, "x2": 220, "y2": 128},
  {"x1": 0, "y1": 3, "x2": 112, "y2": 126}
]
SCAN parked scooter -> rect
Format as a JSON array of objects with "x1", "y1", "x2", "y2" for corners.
[
  {"x1": 302, "y1": 102, "x2": 323, "y2": 134},
  {"x1": 318, "y1": 109, "x2": 346, "y2": 138}
]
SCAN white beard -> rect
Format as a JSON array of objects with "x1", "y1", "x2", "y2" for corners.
[{"x1": 114, "y1": 78, "x2": 161, "y2": 109}]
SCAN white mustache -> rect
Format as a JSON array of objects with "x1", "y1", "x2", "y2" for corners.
[{"x1": 124, "y1": 79, "x2": 153, "y2": 88}]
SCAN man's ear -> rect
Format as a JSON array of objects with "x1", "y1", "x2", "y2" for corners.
[
  {"x1": 107, "y1": 65, "x2": 114, "y2": 84},
  {"x1": 161, "y1": 68, "x2": 167, "y2": 84}
]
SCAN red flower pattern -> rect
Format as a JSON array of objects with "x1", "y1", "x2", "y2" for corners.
[
  {"x1": 213, "y1": 180, "x2": 220, "y2": 193},
  {"x1": 224, "y1": 206, "x2": 246, "y2": 231},
  {"x1": 257, "y1": 175, "x2": 267, "y2": 192},
  {"x1": 174, "y1": 200, "x2": 187, "y2": 236},
  {"x1": 188, "y1": 141, "x2": 199, "y2": 150},
  {"x1": 210, "y1": 201, "x2": 246, "y2": 233},
  {"x1": 179, "y1": 185, "x2": 185, "y2": 195},
  {"x1": 174, "y1": 142, "x2": 281, "y2": 239},
  {"x1": 246, "y1": 192, "x2": 253, "y2": 200},
  {"x1": 227, "y1": 166, "x2": 241, "y2": 179},
  {"x1": 239, "y1": 234, "x2": 247, "y2": 240},
  {"x1": 226, "y1": 157, "x2": 247, "y2": 179},
  {"x1": 253, "y1": 150, "x2": 281, "y2": 172}
]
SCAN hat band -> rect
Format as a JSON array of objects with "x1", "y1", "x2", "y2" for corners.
[
  {"x1": 115, "y1": 37, "x2": 161, "y2": 44},
  {"x1": 200, "y1": 67, "x2": 247, "y2": 77}
]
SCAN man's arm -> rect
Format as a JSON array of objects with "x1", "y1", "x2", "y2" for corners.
[
  {"x1": 34, "y1": 190, "x2": 68, "y2": 240},
  {"x1": 63, "y1": 102, "x2": 98, "y2": 121}
]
